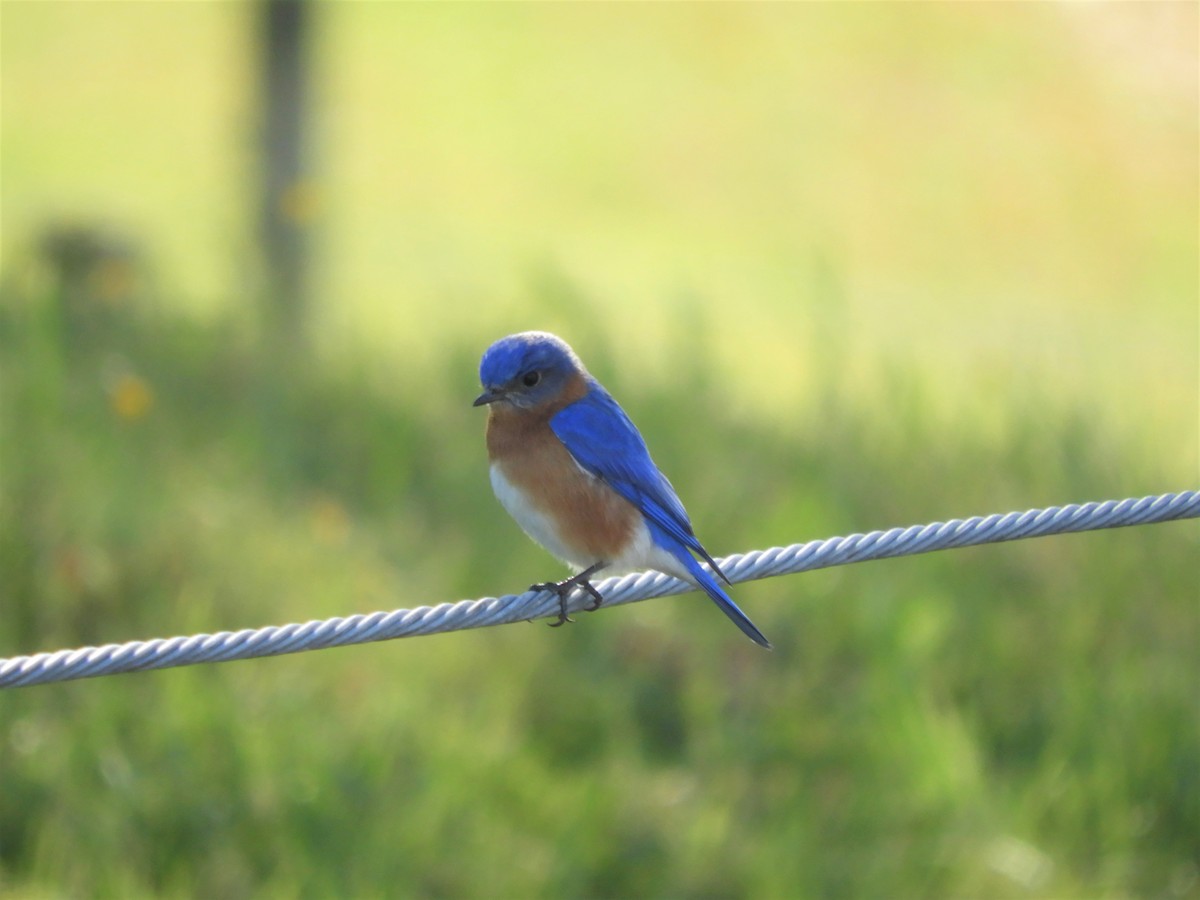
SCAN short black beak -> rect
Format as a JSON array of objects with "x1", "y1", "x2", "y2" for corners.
[{"x1": 473, "y1": 387, "x2": 505, "y2": 407}]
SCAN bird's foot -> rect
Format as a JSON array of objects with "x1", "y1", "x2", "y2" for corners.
[{"x1": 530, "y1": 563, "x2": 607, "y2": 627}]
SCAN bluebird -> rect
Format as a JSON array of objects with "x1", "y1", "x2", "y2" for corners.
[{"x1": 473, "y1": 331, "x2": 771, "y2": 648}]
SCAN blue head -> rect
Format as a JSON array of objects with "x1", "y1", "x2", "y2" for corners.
[{"x1": 474, "y1": 331, "x2": 587, "y2": 410}]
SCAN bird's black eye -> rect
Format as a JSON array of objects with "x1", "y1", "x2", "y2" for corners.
[{"x1": 522, "y1": 370, "x2": 541, "y2": 388}]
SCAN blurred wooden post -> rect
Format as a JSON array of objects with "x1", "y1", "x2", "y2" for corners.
[{"x1": 259, "y1": 0, "x2": 312, "y2": 340}]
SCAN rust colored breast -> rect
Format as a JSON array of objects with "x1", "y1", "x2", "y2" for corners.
[{"x1": 486, "y1": 375, "x2": 639, "y2": 561}]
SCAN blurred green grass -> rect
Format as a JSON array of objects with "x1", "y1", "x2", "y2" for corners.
[
  {"x1": 1, "y1": 275, "x2": 1196, "y2": 897},
  {"x1": 2, "y1": 3, "x2": 1198, "y2": 897},
  {"x1": 3, "y1": 3, "x2": 1196, "y2": 442}
]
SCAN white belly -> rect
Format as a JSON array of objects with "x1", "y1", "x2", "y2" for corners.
[
  {"x1": 490, "y1": 463, "x2": 587, "y2": 568},
  {"x1": 489, "y1": 463, "x2": 692, "y2": 581}
]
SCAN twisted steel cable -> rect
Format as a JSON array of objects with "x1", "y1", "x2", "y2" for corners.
[{"x1": 1, "y1": 490, "x2": 1196, "y2": 689}]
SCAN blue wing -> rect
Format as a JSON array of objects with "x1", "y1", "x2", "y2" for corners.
[
  {"x1": 549, "y1": 383, "x2": 702, "y2": 558},
  {"x1": 550, "y1": 383, "x2": 771, "y2": 648}
]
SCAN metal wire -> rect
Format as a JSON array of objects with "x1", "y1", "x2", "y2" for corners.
[{"x1": 2, "y1": 490, "x2": 1196, "y2": 688}]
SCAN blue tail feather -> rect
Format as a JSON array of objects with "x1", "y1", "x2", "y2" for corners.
[{"x1": 675, "y1": 550, "x2": 772, "y2": 649}]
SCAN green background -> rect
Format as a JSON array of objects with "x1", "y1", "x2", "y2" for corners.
[{"x1": 2, "y1": 3, "x2": 1197, "y2": 897}]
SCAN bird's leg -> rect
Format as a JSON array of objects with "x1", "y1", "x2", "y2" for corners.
[{"x1": 531, "y1": 561, "x2": 608, "y2": 627}]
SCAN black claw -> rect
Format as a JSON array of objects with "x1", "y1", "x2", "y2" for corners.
[
  {"x1": 529, "y1": 563, "x2": 607, "y2": 628},
  {"x1": 530, "y1": 581, "x2": 576, "y2": 627},
  {"x1": 581, "y1": 580, "x2": 604, "y2": 611}
]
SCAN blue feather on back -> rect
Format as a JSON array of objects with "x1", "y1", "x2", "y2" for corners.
[{"x1": 550, "y1": 382, "x2": 701, "y2": 555}]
